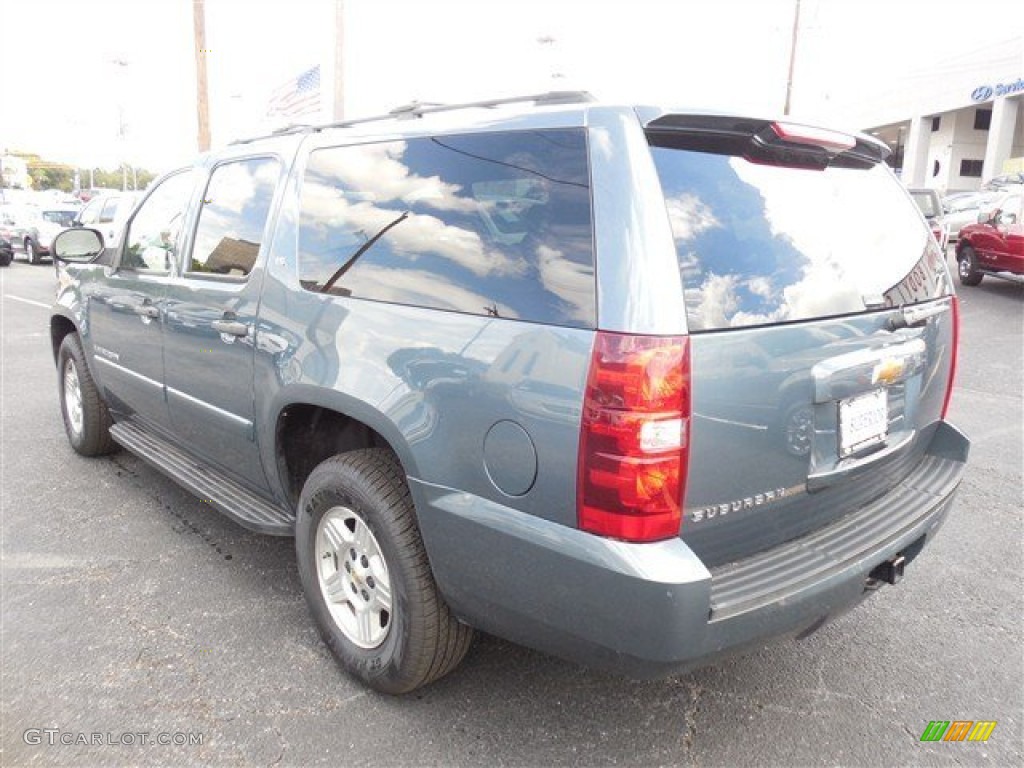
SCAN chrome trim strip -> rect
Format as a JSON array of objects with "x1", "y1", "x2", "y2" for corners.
[
  {"x1": 94, "y1": 355, "x2": 162, "y2": 389},
  {"x1": 166, "y1": 385, "x2": 253, "y2": 430}
]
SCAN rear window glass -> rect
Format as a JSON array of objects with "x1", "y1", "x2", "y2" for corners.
[
  {"x1": 43, "y1": 210, "x2": 77, "y2": 226},
  {"x1": 649, "y1": 143, "x2": 950, "y2": 332},
  {"x1": 298, "y1": 129, "x2": 595, "y2": 328},
  {"x1": 909, "y1": 191, "x2": 939, "y2": 218}
]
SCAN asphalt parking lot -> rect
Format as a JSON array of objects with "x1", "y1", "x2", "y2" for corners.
[{"x1": 1, "y1": 256, "x2": 1021, "y2": 767}]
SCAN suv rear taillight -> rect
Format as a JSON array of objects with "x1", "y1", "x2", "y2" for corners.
[
  {"x1": 577, "y1": 333, "x2": 691, "y2": 542},
  {"x1": 941, "y1": 296, "x2": 960, "y2": 419}
]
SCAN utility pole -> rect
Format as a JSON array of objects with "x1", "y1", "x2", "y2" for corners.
[
  {"x1": 783, "y1": 0, "x2": 802, "y2": 116},
  {"x1": 193, "y1": 0, "x2": 211, "y2": 151},
  {"x1": 331, "y1": 0, "x2": 345, "y2": 120}
]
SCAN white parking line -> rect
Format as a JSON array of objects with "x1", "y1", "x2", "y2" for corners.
[{"x1": 4, "y1": 294, "x2": 50, "y2": 309}]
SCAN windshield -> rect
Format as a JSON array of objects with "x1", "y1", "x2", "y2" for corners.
[{"x1": 649, "y1": 142, "x2": 951, "y2": 331}]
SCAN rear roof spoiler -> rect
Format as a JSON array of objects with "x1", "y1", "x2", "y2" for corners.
[{"x1": 645, "y1": 114, "x2": 889, "y2": 169}]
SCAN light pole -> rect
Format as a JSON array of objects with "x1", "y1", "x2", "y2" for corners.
[
  {"x1": 783, "y1": 0, "x2": 802, "y2": 116},
  {"x1": 110, "y1": 58, "x2": 131, "y2": 191},
  {"x1": 537, "y1": 36, "x2": 566, "y2": 84}
]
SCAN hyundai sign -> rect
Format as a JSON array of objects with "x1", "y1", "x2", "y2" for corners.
[{"x1": 971, "y1": 78, "x2": 1024, "y2": 102}]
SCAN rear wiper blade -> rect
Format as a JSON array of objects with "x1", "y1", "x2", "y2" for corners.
[
  {"x1": 887, "y1": 301, "x2": 950, "y2": 330},
  {"x1": 320, "y1": 210, "x2": 410, "y2": 294}
]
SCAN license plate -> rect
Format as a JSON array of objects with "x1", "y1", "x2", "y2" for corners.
[{"x1": 838, "y1": 389, "x2": 888, "y2": 457}]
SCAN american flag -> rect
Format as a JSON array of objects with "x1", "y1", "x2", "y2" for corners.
[{"x1": 267, "y1": 65, "x2": 321, "y2": 119}]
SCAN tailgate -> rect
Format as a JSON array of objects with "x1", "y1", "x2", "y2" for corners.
[{"x1": 645, "y1": 115, "x2": 958, "y2": 566}]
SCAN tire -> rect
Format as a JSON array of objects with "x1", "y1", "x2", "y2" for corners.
[
  {"x1": 296, "y1": 448, "x2": 473, "y2": 694},
  {"x1": 957, "y1": 246, "x2": 983, "y2": 286},
  {"x1": 0, "y1": 250, "x2": 11, "y2": 267},
  {"x1": 25, "y1": 239, "x2": 40, "y2": 265},
  {"x1": 57, "y1": 333, "x2": 118, "y2": 456}
]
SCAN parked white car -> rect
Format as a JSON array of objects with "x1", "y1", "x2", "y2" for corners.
[{"x1": 73, "y1": 191, "x2": 143, "y2": 249}]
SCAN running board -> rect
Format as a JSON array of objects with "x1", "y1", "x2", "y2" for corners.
[{"x1": 109, "y1": 420, "x2": 295, "y2": 536}]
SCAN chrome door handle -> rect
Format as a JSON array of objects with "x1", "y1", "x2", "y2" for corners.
[{"x1": 212, "y1": 320, "x2": 248, "y2": 337}]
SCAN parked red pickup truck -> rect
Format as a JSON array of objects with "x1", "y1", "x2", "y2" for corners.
[{"x1": 955, "y1": 189, "x2": 1024, "y2": 285}]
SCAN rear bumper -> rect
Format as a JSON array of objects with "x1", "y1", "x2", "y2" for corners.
[{"x1": 412, "y1": 421, "x2": 969, "y2": 677}]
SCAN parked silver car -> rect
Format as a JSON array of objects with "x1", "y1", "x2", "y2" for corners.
[
  {"x1": 942, "y1": 190, "x2": 1003, "y2": 244},
  {"x1": 0, "y1": 204, "x2": 79, "y2": 263}
]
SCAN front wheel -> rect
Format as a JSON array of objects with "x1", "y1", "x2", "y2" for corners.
[
  {"x1": 58, "y1": 334, "x2": 118, "y2": 456},
  {"x1": 296, "y1": 448, "x2": 473, "y2": 694},
  {"x1": 957, "y1": 246, "x2": 983, "y2": 286},
  {"x1": 25, "y1": 239, "x2": 40, "y2": 265}
]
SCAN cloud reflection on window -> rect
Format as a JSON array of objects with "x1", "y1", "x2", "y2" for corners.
[
  {"x1": 298, "y1": 130, "x2": 596, "y2": 328},
  {"x1": 652, "y1": 147, "x2": 944, "y2": 331}
]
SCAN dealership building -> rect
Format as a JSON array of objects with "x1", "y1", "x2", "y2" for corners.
[{"x1": 842, "y1": 37, "x2": 1023, "y2": 193}]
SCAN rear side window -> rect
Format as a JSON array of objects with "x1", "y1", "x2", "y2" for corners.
[
  {"x1": 188, "y1": 157, "x2": 281, "y2": 278},
  {"x1": 649, "y1": 140, "x2": 951, "y2": 331},
  {"x1": 298, "y1": 129, "x2": 595, "y2": 327}
]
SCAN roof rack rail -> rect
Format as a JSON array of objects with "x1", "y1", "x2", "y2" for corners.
[
  {"x1": 313, "y1": 90, "x2": 596, "y2": 132},
  {"x1": 230, "y1": 90, "x2": 594, "y2": 146},
  {"x1": 230, "y1": 123, "x2": 313, "y2": 146}
]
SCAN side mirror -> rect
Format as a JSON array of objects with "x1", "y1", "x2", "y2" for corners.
[
  {"x1": 53, "y1": 228, "x2": 105, "y2": 263},
  {"x1": 997, "y1": 211, "x2": 1018, "y2": 227}
]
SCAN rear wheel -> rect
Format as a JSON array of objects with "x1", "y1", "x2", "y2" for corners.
[
  {"x1": 58, "y1": 334, "x2": 118, "y2": 456},
  {"x1": 0, "y1": 249, "x2": 11, "y2": 267},
  {"x1": 957, "y1": 246, "x2": 983, "y2": 286},
  {"x1": 296, "y1": 448, "x2": 473, "y2": 693}
]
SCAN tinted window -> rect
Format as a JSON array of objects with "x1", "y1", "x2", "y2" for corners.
[
  {"x1": 99, "y1": 198, "x2": 119, "y2": 223},
  {"x1": 76, "y1": 198, "x2": 101, "y2": 225},
  {"x1": 909, "y1": 192, "x2": 939, "y2": 218},
  {"x1": 298, "y1": 129, "x2": 595, "y2": 327},
  {"x1": 121, "y1": 172, "x2": 195, "y2": 273},
  {"x1": 43, "y1": 210, "x2": 77, "y2": 226},
  {"x1": 649, "y1": 144, "x2": 951, "y2": 331},
  {"x1": 188, "y1": 157, "x2": 280, "y2": 277}
]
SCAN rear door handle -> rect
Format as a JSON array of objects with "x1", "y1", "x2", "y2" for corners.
[{"x1": 212, "y1": 319, "x2": 248, "y2": 337}]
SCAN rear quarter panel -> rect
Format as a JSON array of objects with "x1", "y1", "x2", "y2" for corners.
[{"x1": 254, "y1": 158, "x2": 593, "y2": 530}]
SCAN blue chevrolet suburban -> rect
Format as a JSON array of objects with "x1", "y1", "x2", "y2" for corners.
[{"x1": 50, "y1": 93, "x2": 969, "y2": 693}]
